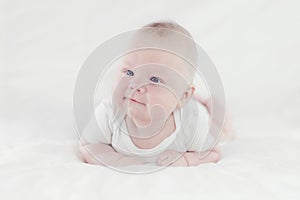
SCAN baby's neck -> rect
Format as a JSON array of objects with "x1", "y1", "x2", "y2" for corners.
[{"x1": 125, "y1": 113, "x2": 176, "y2": 149}]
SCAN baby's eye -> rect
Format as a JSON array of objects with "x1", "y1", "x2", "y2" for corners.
[
  {"x1": 126, "y1": 69, "x2": 134, "y2": 76},
  {"x1": 149, "y1": 76, "x2": 161, "y2": 83}
]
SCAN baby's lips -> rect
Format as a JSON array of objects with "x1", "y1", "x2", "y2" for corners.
[
  {"x1": 129, "y1": 98, "x2": 145, "y2": 105},
  {"x1": 123, "y1": 96, "x2": 146, "y2": 105}
]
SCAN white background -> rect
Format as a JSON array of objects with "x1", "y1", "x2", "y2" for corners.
[{"x1": 1, "y1": 0, "x2": 299, "y2": 199}]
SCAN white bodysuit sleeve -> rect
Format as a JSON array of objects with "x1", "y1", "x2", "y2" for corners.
[
  {"x1": 187, "y1": 102, "x2": 213, "y2": 152},
  {"x1": 80, "y1": 98, "x2": 113, "y2": 144}
]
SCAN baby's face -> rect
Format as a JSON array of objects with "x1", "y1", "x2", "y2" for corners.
[{"x1": 112, "y1": 49, "x2": 191, "y2": 127}]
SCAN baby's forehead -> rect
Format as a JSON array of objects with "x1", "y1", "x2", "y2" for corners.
[
  {"x1": 125, "y1": 64, "x2": 182, "y2": 77},
  {"x1": 124, "y1": 49, "x2": 177, "y2": 62}
]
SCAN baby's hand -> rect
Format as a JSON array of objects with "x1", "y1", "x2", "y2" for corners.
[{"x1": 156, "y1": 150, "x2": 188, "y2": 167}]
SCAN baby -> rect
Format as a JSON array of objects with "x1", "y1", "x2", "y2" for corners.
[{"x1": 79, "y1": 22, "x2": 230, "y2": 167}]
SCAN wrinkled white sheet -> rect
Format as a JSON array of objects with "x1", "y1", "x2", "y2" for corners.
[{"x1": 1, "y1": 0, "x2": 300, "y2": 199}]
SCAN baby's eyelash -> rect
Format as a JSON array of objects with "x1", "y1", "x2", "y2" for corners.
[
  {"x1": 150, "y1": 76, "x2": 165, "y2": 84},
  {"x1": 121, "y1": 69, "x2": 164, "y2": 83},
  {"x1": 149, "y1": 76, "x2": 160, "y2": 83},
  {"x1": 122, "y1": 68, "x2": 134, "y2": 76},
  {"x1": 126, "y1": 69, "x2": 134, "y2": 76}
]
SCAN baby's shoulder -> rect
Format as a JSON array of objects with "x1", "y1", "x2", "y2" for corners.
[
  {"x1": 179, "y1": 97, "x2": 209, "y2": 133},
  {"x1": 94, "y1": 96, "x2": 115, "y2": 123},
  {"x1": 95, "y1": 96, "x2": 113, "y2": 112},
  {"x1": 181, "y1": 97, "x2": 208, "y2": 117}
]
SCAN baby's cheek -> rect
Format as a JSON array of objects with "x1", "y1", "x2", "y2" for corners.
[
  {"x1": 160, "y1": 87, "x2": 179, "y2": 104},
  {"x1": 152, "y1": 96, "x2": 177, "y2": 114}
]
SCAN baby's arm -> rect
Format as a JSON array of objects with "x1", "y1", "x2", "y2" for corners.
[
  {"x1": 79, "y1": 142, "x2": 144, "y2": 167},
  {"x1": 181, "y1": 148, "x2": 221, "y2": 166},
  {"x1": 156, "y1": 148, "x2": 221, "y2": 167},
  {"x1": 193, "y1": 93, "x2": 234, "y2": 142}
]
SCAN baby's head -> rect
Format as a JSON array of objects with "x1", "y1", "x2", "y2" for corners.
[
  {"x1": 130, "y1": 22, "x2": 198, "y2": 82},
  {"x1": 113, "y1": 21, "x2": 198, "y2": 127}
]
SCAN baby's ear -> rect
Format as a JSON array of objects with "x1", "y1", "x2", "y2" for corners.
[{"x1": 178, "y1": 85, "x2": 195, "y2": 108}]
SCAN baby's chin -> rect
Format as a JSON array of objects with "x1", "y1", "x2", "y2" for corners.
[
  {"x1": 129, "y1": 110, "x2": 170, "y2": 127},
  {"x1": 127, "y1": 114, "x2": 167, "y2": 138},
  {"x1": 120, "y1": 99, "x2": 171, "y2": 123},
  {"x1": 128, "y1": 108, "x2": 150, "y2": 124}
]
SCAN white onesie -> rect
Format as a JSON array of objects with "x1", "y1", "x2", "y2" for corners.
[{"x1": 82, "y1": 96, "x2": 214, "y2": 163}]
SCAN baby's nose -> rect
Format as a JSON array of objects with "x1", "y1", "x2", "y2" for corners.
[
  {"x1": 137, "y1": 86, "x2": 146, "y2": 93},
  {"x1": 129, "y1": 83, "x2": 146, "y2": 93}
]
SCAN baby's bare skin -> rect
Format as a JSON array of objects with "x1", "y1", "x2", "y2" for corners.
[{"x1": 156, "y1": 148, "x2": 221, "y2": 167}]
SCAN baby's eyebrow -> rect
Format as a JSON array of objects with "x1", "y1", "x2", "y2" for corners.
[
  {"x1": 123, "y1": 60, "x2": 135, "y2": 67},
  {"x1": 120, "y1": 67, "x2": 129, "y2": 73}
]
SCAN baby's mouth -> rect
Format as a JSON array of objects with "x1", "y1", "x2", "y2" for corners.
[{"x1": 124, "y1": 97, "x2": 145, "y2": 105}]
